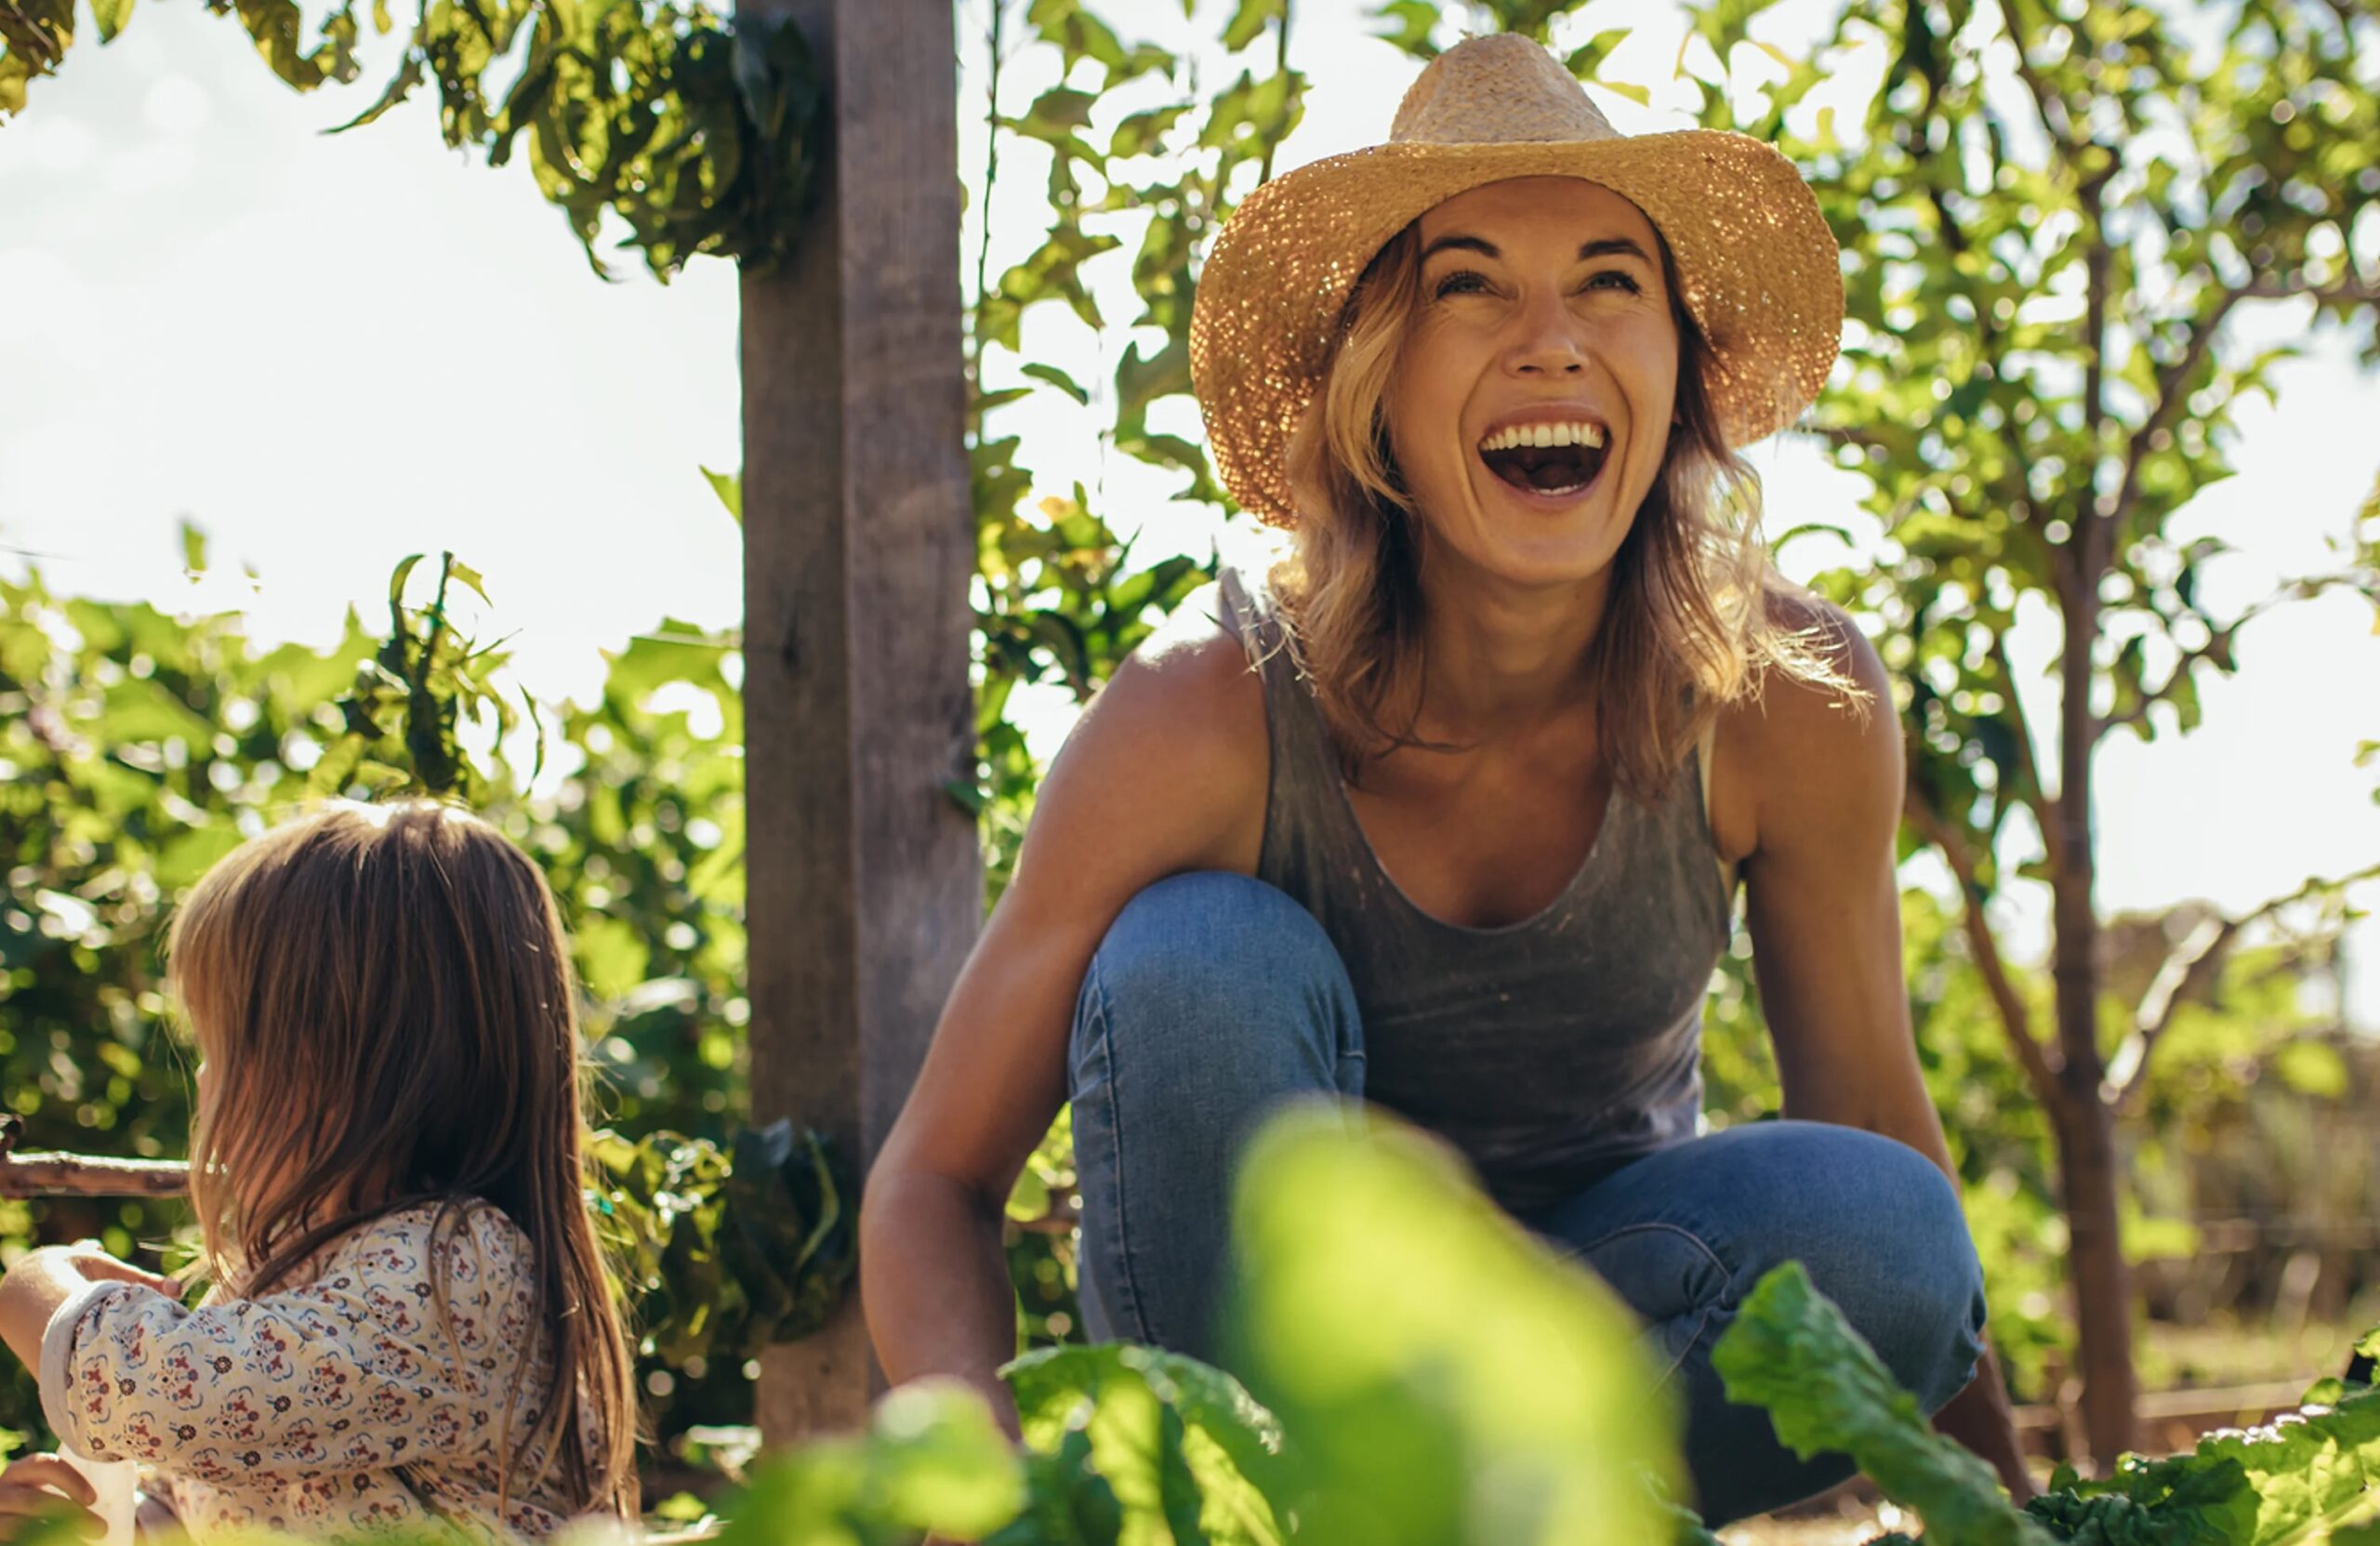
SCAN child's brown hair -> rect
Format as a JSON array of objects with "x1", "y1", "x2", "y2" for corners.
[{"x1": 166, "y1": 799, "x2": 638, "y2": 1520}]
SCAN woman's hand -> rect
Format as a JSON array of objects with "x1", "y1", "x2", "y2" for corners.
[{"x1": 0, "y1": 1455, "x2": 101, "y2": 1540}]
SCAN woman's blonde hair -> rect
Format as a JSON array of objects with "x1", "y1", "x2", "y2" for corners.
[
  {"x1": 1272, "y1": 218, "x2": 1870, "y2": 802},
  {"x1": 166, "y1": 799, "x2": 639, "y2": 1521}
]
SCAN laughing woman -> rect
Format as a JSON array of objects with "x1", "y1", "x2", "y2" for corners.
[{"x1": 861, "y1": 33, "x2": 2030, "y2": 1524}]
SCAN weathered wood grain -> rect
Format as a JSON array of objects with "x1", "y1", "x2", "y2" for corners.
[{"x1": 736, "y1": 0, "x2": 978, "y2": 1446}]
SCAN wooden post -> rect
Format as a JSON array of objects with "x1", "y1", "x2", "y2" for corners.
[{"x1": 737, "y1": 0, "x2": 978, "y2": 1443}]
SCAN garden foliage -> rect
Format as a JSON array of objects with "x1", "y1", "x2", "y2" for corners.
[
  {"x1": 398, "y1": 1118, "x2": 2380, "y2": 1543},
  {"x1": 666, "y1": 1119, "x2": 2378, "y2": 1546},
  {"x1": 7, "y1": 0, "x2": 2379, "y2": 1473}
]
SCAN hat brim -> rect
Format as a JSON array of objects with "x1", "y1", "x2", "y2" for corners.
[{"x1": 1189, "y1": 130, "x2": 1844, "y2": 526}]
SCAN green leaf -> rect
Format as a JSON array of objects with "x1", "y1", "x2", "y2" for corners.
[
  {"x1": 1563, "y1": 28, "x2": 1629, "y2": 79},
  {"x1": 326, "y1": 46, "x2": 423, "y2": 133},
  {"x1": 1022, "y1": 363, "x2": 1091, "y2": 404},
  {"x1": 606, "y1": 623, "x2": 734, "y2": 702},
  {"x1": 1005, "y1": 1343, "x2": 1287, "y2": 1546},
  {"x1": 1110, "y1": 102, "x2": 1189, "y2": 159},
  {"x1": 2024, "y1": 1453, "x2": 2255, "y2": 1546},
  {"x1": 985, "y1": 1427, "x2": 1124, "y2": 1546},
  {"x1": 1712, "y1": 1262, "x2": 2054, "y2": 1545},
  {"x1": 178, "y1": 519, "x2": 206, "y2": 575},
  {"x1": 1227, "y1": 1109, "x2": 1682, "y2": 1546},
  {"x1": 388, "y1": 552, "x2": 425, "y2": 610},
  {"x1": 711, "y1": 1381, "x2": 1025, "y2": 1546},
  {"x1": 154, "y1": 821, "x2": 245, "y2": 889},
  {"x1": 575, "y1": 914, "x2": 651, "y2": 1001},
  {"x1": 445, "y1": 557, "x2": 490, "y2": 606},
  {"x1": 90, "y1": 0, "x2": 134, "y2": 46},
  {"x1": 701, "y1": 464, "x2": 743, "y2": 522},
  {"x1": 1222, "y1": 0, "x2": 1280, "y2": 51},
  {"x1": 99, "y1": 678, "x2": 216, "y2": 746},
  {"x1": 1369, "y1": 0, "x2": 1439, "y2": 58}
]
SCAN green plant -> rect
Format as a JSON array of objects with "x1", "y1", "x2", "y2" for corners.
[
  {"x1": 0, "y1": 0, "x2": 823, "y2": 281},
  {"x1": 592, "y1": 1118, "x2": 856, "y2": 1373},
  {"x1": 1715, "y1": 1259, "x2": 2380, "y2": 1545}
]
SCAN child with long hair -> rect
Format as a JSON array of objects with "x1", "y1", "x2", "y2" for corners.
[{"x1": 0, "y1": 800, "x2": 640, "y2": 1540}]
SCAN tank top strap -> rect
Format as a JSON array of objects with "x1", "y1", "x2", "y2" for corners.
[{"x1": 1215, "y1": 563, "x2": 1383, "y2": 897}]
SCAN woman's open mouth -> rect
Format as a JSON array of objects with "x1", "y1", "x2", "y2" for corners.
[{"x1": 1476, "y1": 420, "x2": 1609, "y2": 501}]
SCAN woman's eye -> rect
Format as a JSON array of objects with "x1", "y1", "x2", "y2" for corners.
[
  {"x1": 1583, "y1": 270, "x2": 1643, "y2": 295},
  {"x1": 1432, "y1": 270, "x2": 1491, "y2": 298}
]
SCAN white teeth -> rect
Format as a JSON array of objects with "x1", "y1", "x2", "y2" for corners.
[{"x1": 1477, "y1": 420, "x2": 1607, "y2": 454}]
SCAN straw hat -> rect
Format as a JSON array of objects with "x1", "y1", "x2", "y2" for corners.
[{"x1": 1190, "y1": 33, "x2": 1844, "y2": 527}]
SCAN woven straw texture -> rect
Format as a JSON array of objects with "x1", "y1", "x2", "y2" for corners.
[{"x1": 1190, "y1": 33, "x2": 1844, "y2": 527}]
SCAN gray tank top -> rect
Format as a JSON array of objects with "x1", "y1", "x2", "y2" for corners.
[{"x1": 1217, "y1": 566, "x2": 1737, "y2": 1214}]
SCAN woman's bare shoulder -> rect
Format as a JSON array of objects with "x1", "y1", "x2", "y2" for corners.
[{"x1": 1023, "y1": 580, "x2": 1269, "y2": 881}]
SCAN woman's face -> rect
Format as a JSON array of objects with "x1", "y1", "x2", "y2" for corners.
[{"x1": 1383, "y1": 176, "x2": 1681, "y2": 589}]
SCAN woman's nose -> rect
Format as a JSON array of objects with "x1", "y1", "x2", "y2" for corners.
[{"x1": 1504, "y1": 292, "x2": 1589, "y2": 377}]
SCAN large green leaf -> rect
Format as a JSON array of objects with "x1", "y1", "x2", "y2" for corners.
[
  {"x1": 1712, "y1": 1262, "x2": 2054, "y2": 1546},
  {"x1": 1226, "y1": 1109, "x2": 1682, "y2": 1546},
  {"x1": 1005, "y1": 1343, "x2": 1288, "y2": 1546},
  {"x1": 710, "y1": 1381, "x2": 1025, "y2": 1546}
]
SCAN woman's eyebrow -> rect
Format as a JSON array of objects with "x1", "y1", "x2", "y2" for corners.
[
  {"x1": 1420, "y1": 233, "x2": 1500, "y2": 261},
  {"x1": 1579, "y1": 237, "x2": 1652, "y2": 263},
  {"x1": 1418, "y1": 234, "x2": 1654, "y2": 263}
]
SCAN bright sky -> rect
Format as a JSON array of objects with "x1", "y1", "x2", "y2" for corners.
[{"x1": 4, "y1": 0, "x2": 2377, "y2": 1025}]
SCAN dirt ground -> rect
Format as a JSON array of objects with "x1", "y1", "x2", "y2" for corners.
[
  {"x1": 1722, "y1": 1502, "x2": 1900, "y2": 1545},
  {"x1": 1719, "y1": 1482, "x2": 1906, "y2": 1544}
]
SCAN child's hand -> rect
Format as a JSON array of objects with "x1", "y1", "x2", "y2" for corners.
[
  {"x1": 49, "y1": 1244, "x2": 178, "y2": 1300},
  {"x1": 0, "y1": 1246, "x2": 180, "y2": 1372},
  {"x1": 0, "y1": 1454, "x2": 101, "y2": 1540}
]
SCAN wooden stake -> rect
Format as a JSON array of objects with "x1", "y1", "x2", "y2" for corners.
[{"x1": 736, "y1": 0, "x2": 978, "y2": 1445}]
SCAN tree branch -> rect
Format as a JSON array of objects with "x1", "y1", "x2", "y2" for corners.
[
  {"x1": 2080, "y1": 164, "x2": 2117, "y2": 584},
  {"x1": 2112, "y1": 288, "x2": 2243, "y2": 527},
  {"x1": 2096, "y1": 621, "x2": 2239, "y2": 739},
  {"x1": 2101, "y1": 561, "x2": 2380, "y2": 741},
  {"x1": 2110, "y1": 859, "x2": 2380, "y2": 1112},
  {"x1": 2104, "y1": 911, "x2": 2237, "y2": 1111},
  {"x1": 1905, "y1": 780, "x2": 2065, "y2": 1106},
  {"x1": 1988, "y1": 629, "x2": 2062, "y2": 871}
]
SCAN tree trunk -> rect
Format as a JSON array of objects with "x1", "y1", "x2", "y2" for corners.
[
  {"x1": 2053, "y1": 1082, "x2": 2137, "y2": 1463},
  {"x1": 2052, "y1": 560, "x2": 2138, "y2": 1464}
]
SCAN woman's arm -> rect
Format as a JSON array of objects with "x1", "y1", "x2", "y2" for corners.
[
  {"x1": 1734, "y1": 601, "x2": 2033, "y2": 1498},
  {"x1": 861, "y1": 592, "x2": 1268, "y2": 1434}
]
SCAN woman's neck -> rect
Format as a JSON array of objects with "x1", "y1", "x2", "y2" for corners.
[{"x1": 1407, "y1": 558, "x2": 1612, "y2": 744}]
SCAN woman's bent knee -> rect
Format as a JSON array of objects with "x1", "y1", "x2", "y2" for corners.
[
  {"x1": 1091, "y1": 872, "x2": 1342, "y2": 1007},
  {"x1": 1074, "y1": 872, "x2": 1362, "y2": 1093},
  {"x1": 1796, "y1": 1129, "x2": 1986, "y2": 1413}
]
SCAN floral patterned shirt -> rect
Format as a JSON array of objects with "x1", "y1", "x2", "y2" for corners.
[{"x1": 41, "y1": 1202, "x2": 587, "y2": 1541}]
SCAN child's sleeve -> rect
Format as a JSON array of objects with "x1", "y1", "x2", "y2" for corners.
[{"x1": 38, "y1": 1209, "x2": 540, "y2": 1486}]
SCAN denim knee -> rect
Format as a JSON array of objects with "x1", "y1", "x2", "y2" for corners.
[
  {"x1": 1072, "y1": 871, "x2": 1364, "y2": 1098},
  {"x1": 1803, "y1": 1132, "x2": 1987, "y2": 1413},
  {"x1": 1067, "y1": 872, "x2": 1364, "y2": 1355}
]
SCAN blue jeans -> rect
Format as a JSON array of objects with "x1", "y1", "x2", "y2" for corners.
[{"x1": 1068, "y1": 872, "x2": 1988, "y2": 1526}]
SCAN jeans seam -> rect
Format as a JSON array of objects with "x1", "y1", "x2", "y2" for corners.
[
  {"x1": 1573, "y1": 1219, "x2": 1733, "y2": 1281},
  {"x1": 1651, "y1": 1306, "x2": 1715, "y2": 1391},
  {"x1": 1081, "y1": 958, "x2": 1156, "y2": 1347},
  {"x1": 1572, "y1": 1221, "x2": 1732, "y2": 1393}
]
